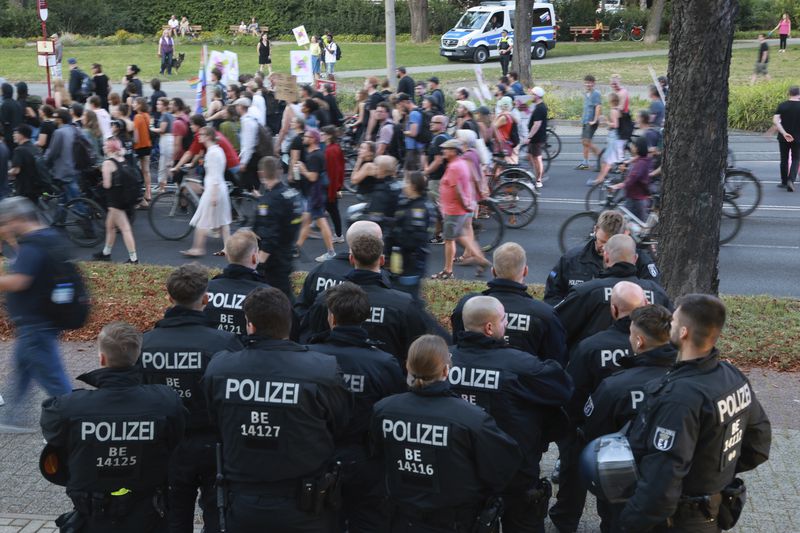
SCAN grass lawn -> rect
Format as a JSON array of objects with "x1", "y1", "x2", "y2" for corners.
[
  {"x1": 0, "y1": 263, "x2": 796, "y2": 371},
  {"x1": 0, "y1": 39, "x2": 667, "y2": 83}
]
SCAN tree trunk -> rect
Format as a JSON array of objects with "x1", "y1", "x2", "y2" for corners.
[
  {"x1": 512, "y1": 0, "x2": 534, "y2": 87},
  {"x1": 644, "y1": 0, "x2": 666, "y2": 44},
  {"x1": 658, "y1": 0, "x2": 737, "y2": 298},
  {"x1": 409, "y1": 0, "x2": 429, "y2": 43}
]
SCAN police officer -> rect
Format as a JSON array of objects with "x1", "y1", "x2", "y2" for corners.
[
  {"x1": 300, "y1": 221, "x2": 440, "y2": 360},
  {"x1": 202, "y1": 287, "x2": 352, "y2": 532},
  {"x1": 449, "y1": 296, "x2": 573, "y2": 533},
  {"x1": 253, "y1": 155, "x2": 303, "y2": 301},
  {"x1": 498, "y1": 30, "x2": 512, "y2": 77},
  {"x1": 307, "y1": 282, "x2": 406, "y2": 532},
  {"x1": 40, "y1": 322, "x2": 186, "y2": 532},
  {"x1": 544, "y1": 210, "x2": 660, "y2": 306},
  {"x1": 555, "y1": 234, "x2": 671, "y2": 347},
  {"x1": 451, "y1": 242, "x2": 568, "y2": 366},
  {"x1": 618, "y1": 294, "x2": 771, "y2": 532},
  {"x1": 139, "y1": 264, "x2": 243, "y2": 533},
  {"x1": 384, "y1": 170, "x2": 436, "y2": 300},
  {"x1": 370, "y1": 334, "x2": 523, "y2": 533},
  {"x1": 551, "y1": 281, "x2": 647, "y2": 533},
  {"x1": 295, "y1": 220, "x2": 389, "y2": 317},
  {"x1": 206, "y1": 229, "x2": 269, "y2": 337},
  {"x1": 365, "y1": 155, "x2": 404, "y2": 237}
]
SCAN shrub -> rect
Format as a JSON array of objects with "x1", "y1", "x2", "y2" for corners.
[{"x1": 729, "y1": 80, "x2": 792, "y2": 131}]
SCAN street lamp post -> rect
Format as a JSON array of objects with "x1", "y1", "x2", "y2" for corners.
[{"x1": 38, "y1": 0, "x2": 52, "y2": 98}]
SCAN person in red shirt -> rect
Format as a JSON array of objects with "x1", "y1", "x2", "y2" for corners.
[
  {"x1": 170, "y1": 114, "x2": 240, "y2": 181},
  {"x1": 322, "y1": 125, "x2": 345, "y2": 241}
]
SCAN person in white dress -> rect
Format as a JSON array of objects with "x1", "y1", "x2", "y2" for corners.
[{"x1": 181, "y1": 126, "x2": 232, "y2": 257}]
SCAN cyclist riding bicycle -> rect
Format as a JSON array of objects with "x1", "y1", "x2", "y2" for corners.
[{"x1": 608, "y1": 137, "x2": 652, "y2": 222}]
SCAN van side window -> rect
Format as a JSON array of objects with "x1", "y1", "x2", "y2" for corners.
[
  {"x1": 533, "y1": 7, "x2": 552, "y2": 27},
  {"x1": 486, "y1": 12, "x2": 504, "y2": 31}
]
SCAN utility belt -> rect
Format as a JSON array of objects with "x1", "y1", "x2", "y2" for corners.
[
  {"x1": 59, "y1": 486, "x2": 166, "y2": 531},
  {"x1": 395, "y1": 496, "x2": 504, "y2": 533},
  {"x1": 670, "y1": 478, "x2": 746, "y2": 530}
]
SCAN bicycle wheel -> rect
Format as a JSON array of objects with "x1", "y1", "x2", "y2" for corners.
[
  {"x1": 343, "y1": 151, "x2": 358, "y2": 193},
  {"x1": 558, "y1": 211, "x2": 599, "y2": 254},
  {"x1": 723, "y1": 169, "x2": 761, "y2": 217},
  {"x1": 473, "y1": 199, "x2": 505, "y2": 252},
  {"x1": 545, "y1": 128, "x2": 562, "y2": 159},
  {"x1": 609, "y1": 28, "x2": 625, "y2": 41},
  {"x1": 726, "y1": 148, "x2": 736, "y2": 168},
  {"x1": 630, "y1": 26, "x2": 644, "y2": 41},
  {"x1": 62, "y1": 198, "x2": 106, "y2": 248},
  {"x1": 499, "y1": 166, "x2": 536, "y2": 185},
  {"x1": 148, "y1": 190, "x2": 196, "y2": 240},
  {"x1": 585, "y1": 181, "x2": 624, "y2": 212},
  {"x1": 491, "y1": 180, "x2": 538, "y2": 229},
  {"x1": 543, "y1": 146, "x2": 551, "y2": 174},
  {"x1": 720, "y1": 199, "x2": 742, "y2": 245},
  {"x1": 231, "y1": 193, "x2": 258, "y2": 228}
]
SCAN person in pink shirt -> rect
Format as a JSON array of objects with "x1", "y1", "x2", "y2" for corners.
[
  {"x1": 431, "y1": 139, "x2": 489, "y2": 280},
  {"x1": 773, "y1": 13, "x2": 791, "y2": 52}
]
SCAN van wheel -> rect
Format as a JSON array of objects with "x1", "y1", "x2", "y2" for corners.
[
  {"x1": 532, "y1": 43, "x2": 547, "y2": 60},
  {"x1": 473, "y1": 46, "x2": 489, "y2": 64}
]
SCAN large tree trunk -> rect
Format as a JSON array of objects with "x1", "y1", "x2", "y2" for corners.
[
  {"x1": 658, "y1": 0, "x2": 737, "y2": 298},
  {"x1": 512, "y1": 0, "x2": 534, "y2": 87},
  {"x1": 644, "y1": 0, "x2": 667, "y2": 44},
  {"x1": 409, "y1": 0, "x2": 429, "y2": 43}
]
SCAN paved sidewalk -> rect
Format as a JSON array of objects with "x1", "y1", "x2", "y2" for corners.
[{"x1": 1, "y1": 342, "x2": 798, "y2": 531}]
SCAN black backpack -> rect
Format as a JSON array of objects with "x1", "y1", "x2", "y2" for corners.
[
  {"x1": 618, "y1": 111, "x2": 634, "y2": 141},
  {"x1": 255, "y1": 123, "x2": 274, "y2": 159},
  {"x1": 387, "y1": 121, "x2": 406, "y2": 162},
  {"x1": 335, "y1": 43, "x2": 342, "y2": 60},
  {"x1": 415, "y1": 109, "x2": 433, "y2": 145},
  {"x1": 72, "y1": 126, "x2": 96, "y2": 171},
  {"x1": 110, "y1": 158, "x2": 143, "y2": 207},
  {"x1": 508, "y1": 115, "x2": 520, "y2": 147},
  {"x1": 24, "y1": 233, "x2": 91, "y2": 330}
]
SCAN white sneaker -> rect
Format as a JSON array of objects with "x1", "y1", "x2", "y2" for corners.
[
  {"x1": 332, "y1": 235, "x2": 345, "y2": 244},
  {"x1": 535, "y1": 180, "x2": 543, "y2": 188},
  {"x1": 315, "y1": 251, "x2": 337, "y2": 263}
]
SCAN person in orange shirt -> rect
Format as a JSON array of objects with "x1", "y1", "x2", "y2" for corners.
[{"x1": 132, "y1": 97, "x2": 153, "y2": 206}]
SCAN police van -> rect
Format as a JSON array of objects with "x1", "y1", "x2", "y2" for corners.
[{"x1": 439, "y1": 1, "x2": 557, "y2": 64}]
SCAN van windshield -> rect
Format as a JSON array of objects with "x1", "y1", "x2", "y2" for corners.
[{"x1": 456, "y1": 11, "x2": 490, "y2": 30}]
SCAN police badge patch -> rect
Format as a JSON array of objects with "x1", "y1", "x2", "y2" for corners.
[
  {"x1": 653, "y1": 426, "x2": 676, "y2": 451},
  {"x1": 583, "y1": 396, "x2": 594, "y2": 417},
  {"x1": 648, "y1": 264, "x2": 659, "y2": 278}
]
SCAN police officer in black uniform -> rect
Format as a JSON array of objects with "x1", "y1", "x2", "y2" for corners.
[
  {"x1": 451, "y1": 242, "x2": 568, "y2": 366},
  {"x1": 307, "y1": 282, "x2": 406, "y2": 532},
  {"x1": 555, "y1": 234, "x2": 671, "y2": 348},
  {"x1": 618, "y1": 294, "x2": 771, "y2": 532},
  {"x1": 202, "y1": 287, "x2": 352, "y2": 532},
  {"x1": 205, "y1": 229, "x2": 269, "y2": 337},
  {"x1": 449, "y1": 296, "x2": 573, "y2": 533},
  {"x1": 384, "y1": 171, "x2": 435, "y2": 300},
  {"x1": 364, "y1": 155, "x2": 404, "y2": 237},
  {"x1": 139, "y1": 264, "x2": 243, "y2": 533},
  {"x1": 551, "y1": 281, "x2": 647, "y2": 533},
  {"x1": 252, "y1": 156, "x2": 303, "y2": 301},
  {"x1": 300, "y1": 222, "x2": 441, "y2": 360},
  {"x1": 498, "y1": 30, "x2": 512, "y2": 77},
  {"x1": 370, "y1": 334, "x2": 523, "y2": 533},
  {"x1": 544, "y1": 210, "x2": 660, "y2": 306},
  {"x1": 40, "y1": 322, "x2": 186, "y2": 532},
  {"x1": 581, "y1": 304, "x2": 676, "y2": 532}
]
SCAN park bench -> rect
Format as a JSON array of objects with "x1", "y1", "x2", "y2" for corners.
[
  {"x1": 229, "y1": 24, "x2": 268, "y2": 35},
  {"x1": 161, "y1": 24, "x2": 203, "y2": 36},
  {"x1": 569, "y1": 25, "x2": 609, "y2": 41}
]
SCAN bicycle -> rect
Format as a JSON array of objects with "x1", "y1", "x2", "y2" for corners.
[
  {"x1": 36, "y1": 179, "x2": 106, "y2": 248},
  {"x1": 544, "y1": 126, "x2": 562, "y2": 161},
  {"x1": 723, "y1": 167, "x2": 761, "y2": 217},
  {"x1": 609, "y1": 20, "x2": 644, "y2": 42},
  {"x1": 473, "y1": 197, "x2": 505, "y2": 252}
]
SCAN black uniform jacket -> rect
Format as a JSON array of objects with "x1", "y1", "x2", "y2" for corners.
[
  {"x1": 544, "y1": 238, "x2": 661, "y2": 306},
  {"x1": 307, "y1": 325, "x2": 406, "y2": 445},
  {"x1": 555, "y1": 262, "x2": 671, "y2": 347},
  {"x1": 450, "y1": 278, "x2": 568, "y2": 366},
  {"x1": 205, "y1": 264, "x2": 269, "y2": 337},
  {"x1": 449, "y1": 332, "x2": 573, "y2": 484},
  {"x1": 582, "y1": 343, "x2": 676, "y2": 441},
  {"x1": 140, "y1": 306, "x2": 243, "y2": 431},
  {"x1": 40, "y1": 367, "x2": 187, "y2": 493},
  {"x1": 370, "y1": 380, "x2": 522, "y2": 512},
  {"x1": 201, "y1": 336, "x2": 352, "y2": 485},
  {"x1": 618, "y1": 349, "x2": 771, "y2": 531},
  {"x1": 252, "y1": 181, "x2": 303, "y2": 258}
]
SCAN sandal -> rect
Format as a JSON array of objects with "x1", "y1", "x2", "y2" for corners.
[
  {"x1": 212, "y1": 250, "x2": 226, "y2": 257},
  {"x1": 180, "y1": 250, "x2": 205, "y2": 258},
  {"x1": 453, "y1": 255, "x2": 465, "y2": 264},
  {"x1": 430, "y1": 270, "x2": 455, "y2": 280}
]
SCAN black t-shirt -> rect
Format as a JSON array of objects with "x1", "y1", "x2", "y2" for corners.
[
  {"x1": 776, "y1": 100, "x2": 800, "y2": 138},
  {"x1": 305, "y1": 148, "x2": 326, "y2": 209},
  {"x1": 366, "y1": 92, "x2": 385, "y2": 114},
  {"x1": 39, "y1": 120, "x2": 56, "y2": 150},
  {"x1": 12, "y1": 142, "x2": 40, "y2": 197},
  {"x1": 758, "y1": 42, "x2": 769, "y2": 63},
  {"x1": 398, "y1": 76, "x2": 415, "y2": 97},
  {"x1": 528, "y1": 102, "x2": 548, "y2": 144},
  {"x1": 425, "y1": 133, "x2": 450, "y2": 181}
]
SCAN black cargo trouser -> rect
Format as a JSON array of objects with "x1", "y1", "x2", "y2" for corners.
[
  {"x1": 337, "y1": 446, "x2": 388, "y2": 533},
  {"x1": 168, "y1": 432, "x2": 219, "y2": 533},
  {"x1": 549, "y1": 433, "x2": 587, "y2": 532},
  {"x1": 226, "y1": 489, "x2": 335, "y2": 533}
]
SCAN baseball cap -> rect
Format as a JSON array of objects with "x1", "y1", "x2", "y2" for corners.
[
  {"x1": 233, "y1": 98, "x2": 251, "y2": 107},
  {"x1": 428, "y1": 76, "x2": 439, "y2": 84},
  {"x1": 67, "y1": 58, "x2": 77, "y2": 65},
  {"x1": 440, "y1": 139, "x2": 462, "y2": 150},
  {"x1": 396, "y1": 93, "x2": 412, "y2": 102},
  {"x1": 458, "y1": 100, "x2": 476, "y2": 113},
  {"x1": 532, "y1": 86, "x2": 545, "y2": 98}
]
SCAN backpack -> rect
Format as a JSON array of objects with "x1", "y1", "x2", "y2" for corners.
[
  {"x1": 255, "y1": 123, "x2": 274, "y2": 159},
  {"x1": 387, "y1": 121, "x2": 406, "y2": 162},
  {"x1": 24, "y1": 233, "x2": 91, "y2": 330},
  {"x1": 504, "y1": 113, "x2": 520, "y2": 147},
  {"x1": 335, "y1": 43, "x2": 342, "y2": 60},
  {"x1": 110, "y1": 158, "x2": 143, "y2": 207},
  {"x1": 415, "y1": 109, "x2": 433, "y2": 145},
  {"x1": 78, "y1": 70, "x2": 93, "y2": 97},
  {"x1": 618, "y1": 111, "x2": 634, "y2": 141},
  {"x1": 72, "y1": 126, "x2": 96, "y2": 171}
]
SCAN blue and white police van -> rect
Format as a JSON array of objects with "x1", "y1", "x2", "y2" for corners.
[{"x1": 439, "y1": 1, "x2": 557, "y2": 63}]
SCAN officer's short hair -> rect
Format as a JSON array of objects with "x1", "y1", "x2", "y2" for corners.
[
  {"x1": 326, "y1": 282, "x2": 369, "y2": 326},
  {"x1": 493, "y1": 242, "x2": 526, "y2": 279},
  {"x1": 406, "y1": 335, "x2": 451, "y2": 389},
  {"x1": 0, "y1": 196, "x2": 39, "y2": 224},
  {"x1": 258, "y1": 156, "x2": 281, "y2": 181},
  {"x1": 596, "y1": 210, "x2": 625, "y2": 236},
  {"x1": 167, "y1": 263, "x2": 209, "y2": 307},
  {"x1": 675, "y1": 294, "x2": 726, "y2": 346},
  {"x1": 630, "y1": 304, "x2": 672, "y2": 343},
  {"x1": 350, "y1": 234, "x2": 384, "y2": 267},
  {"x1": 244, "y1": 287, "x2": 292, "y2": 339},
  {"x1": 463, "y1": 295, "x2": 504, "y2": 333},
  {"x1": 604, "y1": 234, "x2": 637, "y2": 264},
  {"x1": 225, "y1": 229, "x2": 259, "y2": 265},
  {"x1": 98, "y1": 321, "x2": 142, "y2": 368}
]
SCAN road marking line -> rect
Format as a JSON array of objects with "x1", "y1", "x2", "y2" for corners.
[{"x1": 723, "y1": 244, "x2": 800, "y2": 249}]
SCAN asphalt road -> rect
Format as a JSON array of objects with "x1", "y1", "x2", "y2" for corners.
[{"x1": 71, "y1": 126, "x2": 799, "y2": 297}]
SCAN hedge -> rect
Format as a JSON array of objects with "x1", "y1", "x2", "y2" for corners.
[{"x1": 728, "y1": 80, "x2": 792, "y2": 131}]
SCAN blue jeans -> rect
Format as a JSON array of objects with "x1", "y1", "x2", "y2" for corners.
[
  {"x1": 2, "y1": 324, "x2": 71, "y2": 425},
  {"x1": 161, "y1": 51, "x2": 174, "y2": 74},
  {"x1": 311, "y1": 55, "x2": 321, "y2": 75},
  {"x1": 326, "y1": 62, "x2": 336, "y2": 74}
]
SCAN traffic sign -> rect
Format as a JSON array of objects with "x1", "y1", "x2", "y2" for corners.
[{"x1": 38, "y1": 0, "x2": 48, "y2": 21}]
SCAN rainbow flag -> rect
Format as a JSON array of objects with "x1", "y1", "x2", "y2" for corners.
[{"x1": 195, "y1": 45, "x2": 208, "y2": 114}]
